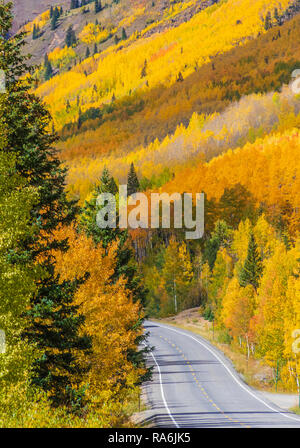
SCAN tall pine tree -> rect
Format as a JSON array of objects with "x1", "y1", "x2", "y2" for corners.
[{"x1": 239, "y1": 232, "x2": 263, "y2": 291}]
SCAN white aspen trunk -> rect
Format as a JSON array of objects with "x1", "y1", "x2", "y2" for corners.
[{"x1": 246, "y1": 334, "x2": 250, "y2": 360}]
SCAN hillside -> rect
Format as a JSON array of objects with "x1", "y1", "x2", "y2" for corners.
[{"x1": 1, "y1": 0, "x2": 300, "y2": 428}]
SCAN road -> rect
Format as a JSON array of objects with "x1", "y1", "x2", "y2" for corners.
[{"x1": 144, "y1": 321, "x2": 300, "y2": 428}]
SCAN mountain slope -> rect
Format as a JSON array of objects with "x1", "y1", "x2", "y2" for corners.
[
  {"x1": 37, "y1": 0, "x2": 291, "y2": 129},
  {"x1": 20, "y1": 0, "x2": 209, "y2": 66}
]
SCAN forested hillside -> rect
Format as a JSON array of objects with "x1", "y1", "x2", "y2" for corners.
[{"x1": 27, "y1": 0, "x2": 300, "y2": 200}]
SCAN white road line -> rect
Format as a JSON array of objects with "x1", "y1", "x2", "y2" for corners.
[
  {"x1": 145, "y1": 343, "x2": 180, "y2": 428},
  {"x1": 154, "y1": 323, "x2": 300, "y2": 424}
]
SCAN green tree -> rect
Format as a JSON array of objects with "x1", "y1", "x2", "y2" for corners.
[
  {"x1": 218, "y1": 184, "x2": 256, "y2": 229},
  {"x1": 80, "y1": 168, "x2": 144, "y2": 300},
  {"x1": 208, "y1": 249, "x2": 231, "y2": 317},
  {"x1": 264, "y1": 11, "x2": 272, "y2": 30},
  {"x1": 0, "y1": 3, "x2": 91, "y2": 408},
  {"x1": 51, "y1": 7, "x2": 59, "y2": 30},
  {"x1": 160, "y1": 238, "x2": 193, "y2": 315},
  {"x1": 127, "y1": 162, "x2": 140, "y2": 196},
  {"x1": 204, "y1": 220, "x2": 233, "y2": 270},
  {"x1": 274, "y1": 7, "x2": 280, "y2": 25},
  {"x1": 65, "y1": 25, "x2": 76, "y2": 47},
  {"x1": 32, "y1": 23, "x2": 40, "y2": 40},
  {"x1": 94, "y1": 0, "x2": 102, "y2": 13},
  {"x1": 239, "y1": 232, "x2": 263, "y2": 291}
]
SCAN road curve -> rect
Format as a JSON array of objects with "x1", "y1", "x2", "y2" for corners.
[{"x1": 144, "y1": 321, "x2": 300, "y2": 428}]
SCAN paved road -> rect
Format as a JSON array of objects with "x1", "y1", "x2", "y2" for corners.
[{"x1": 144, "y1": 321, "x2": 300, "y2": 428}]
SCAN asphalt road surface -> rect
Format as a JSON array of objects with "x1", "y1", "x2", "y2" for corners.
[{"x1": 144, "y1": 321, "x2": 300, "y2": 428}]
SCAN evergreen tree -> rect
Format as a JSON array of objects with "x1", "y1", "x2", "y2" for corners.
[
  {"x1": 108, "y1": 175, "x2": 118, "y2": 195},
  {"x1": 0, "y1": 117, "x2": 38, "y2": 387},
  {"x1": 141, "y1": 59, "x2": 147, "y2": 78},
  {"x1": 85, "y1": 46, "x2": 90, "y2": 58},
  {"x1": 204, "y1": 220, "x2": 232, "y2": 270},
  {"x1": 274, "y1": 7, "x2": 280, "y2": 25},
  {"x1": 70, "y1": 0, "x2": 79, "y2": 9},
  {"x1": 32, "y1": 23, "x2": 37, "y2": 40},
  {"x1": 0, "y1": 3, "x2": 91, "y2": 408},
  {"x1": 239, "y1": 232, "x2": 263, "y2": 291},
  {"x1": 264, "y1": 11, "x2": 272, "y2": 30},
  {"x1": 80, "y1": 167, "x2": 145, "y2": 303},
  {"x1": 218, "y1": 184, "x2": 256, "y2": 229},
  {"x1": 79, "y1": 167, "x2": 149, "y2": 382},
  {"x1": 121, "y1": 27, "x2": 127, "y2": 40},
  {"x1": 93, "y1": 43, "x2": 98, "y2": 55},
  {"x1": 127, "y1": 162, "x2": 140, "y2": 196}
]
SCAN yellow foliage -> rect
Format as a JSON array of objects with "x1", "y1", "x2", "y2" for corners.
[
  {"x1": 22, "y1": 10, "x2": 50, "y2": 34},
  {"x1": 48, "y1": 46, "x2": 76, "y2": 68}
]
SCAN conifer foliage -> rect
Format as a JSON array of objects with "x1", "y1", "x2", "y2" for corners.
[{"x1": 79, "y1": 167, "x2": 149, "y2": 382}]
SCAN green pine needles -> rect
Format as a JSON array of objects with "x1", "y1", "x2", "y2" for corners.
[{"x1": 239, "y1": 231, "x2": 263, "y2": 291}]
